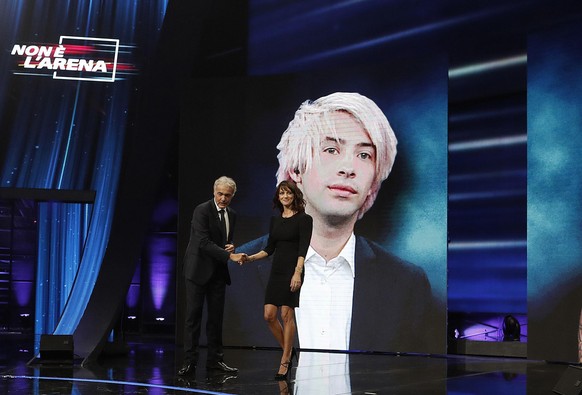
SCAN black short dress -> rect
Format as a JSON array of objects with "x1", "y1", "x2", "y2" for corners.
[{"x1": 263, "y1": 211, "x2": 313, "y2": 307}]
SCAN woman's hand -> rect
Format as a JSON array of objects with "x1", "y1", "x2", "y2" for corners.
[
  {"x1": 290, "y1": 272, "x2": 302, "y2": 292},
  {"x1": 230, "y1": 252, "x2": 247, "y2": 265}
]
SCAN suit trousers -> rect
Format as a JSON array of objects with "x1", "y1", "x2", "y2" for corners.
[{"x1": 183, "y1": 275, "x2": 226, "y2": 365}]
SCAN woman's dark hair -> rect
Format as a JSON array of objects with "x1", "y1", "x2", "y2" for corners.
[{"x1": 272, "y1": 180, "x2": 306, "y2": 213}]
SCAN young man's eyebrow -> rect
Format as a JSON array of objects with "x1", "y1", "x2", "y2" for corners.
[
  {"x1": 323, "y1": 136, "x2": 375, "y2": 148},
  {"x1": 323, "y1": 136, "x2": 344, "y2": 144}
]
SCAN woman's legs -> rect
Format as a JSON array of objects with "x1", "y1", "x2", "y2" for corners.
[
  {"x1": 264, "y1": 304, "x2": 284, "y2": 348},
  {"x1": 276, "y1": 306, "x2": 296, "y2": 375},
  {"x1": 279, "y1": 306, "x2": 296, "y2": 363},
  {"x1": 264, "y1": 304, "x2": 297, "y2": 376}
]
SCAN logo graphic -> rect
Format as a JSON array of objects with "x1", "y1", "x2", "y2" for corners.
[{"x1": 11, "y1": 36, "x2": 132, "y2": 82}]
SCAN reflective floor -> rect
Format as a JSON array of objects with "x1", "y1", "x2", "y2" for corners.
[{"x1": 0, "y1": 333, "x2": 576, "y2": 394}]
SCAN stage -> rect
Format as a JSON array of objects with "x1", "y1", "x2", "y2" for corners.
[{"x1": 0, "y1": 334, "x2": 576, "y2": 394}]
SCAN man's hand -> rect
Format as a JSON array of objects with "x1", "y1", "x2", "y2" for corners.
[
  {"x1": 230, "y1": 252, "x2": 247, "y2": 265},
  {"x1": 224, "y1": 244, "x2": 235, "y2": 253}
]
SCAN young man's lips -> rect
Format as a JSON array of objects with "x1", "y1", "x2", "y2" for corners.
[{"x1": 328, "y1": 185, "x2": 357, "y2": 195}]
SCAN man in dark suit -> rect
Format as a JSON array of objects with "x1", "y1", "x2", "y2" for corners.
[
  {"x1": 178, "y1": 176, "x2": 246, "y2": 376},
  {"x1": 229, "y1": 234, "x2": 432, "y2": 352}
]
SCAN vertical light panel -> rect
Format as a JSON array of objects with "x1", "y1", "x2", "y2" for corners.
[{"x1": 528, "y1": 19, "x2": 582, "y2": 362}]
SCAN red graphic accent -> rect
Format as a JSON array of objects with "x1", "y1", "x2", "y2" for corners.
[{"x1": 61, "y1": 45, "x2": 95, "y2": 55}]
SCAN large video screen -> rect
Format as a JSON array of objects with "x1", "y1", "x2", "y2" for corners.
[
  {"x1": 179, "y1": 56, "x2": 448, "y2": 355},
  {"x1": 528, "y1": 19, "x2": 582, "y2": 363}
]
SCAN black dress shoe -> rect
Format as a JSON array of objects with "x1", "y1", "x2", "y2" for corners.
[
  {"x1": 207, "y1": 372, "x2": 238, "y2": 385},
  {"x1": 207, "y1": 361, "x2": 238, "y2": 373},
  {"x1": 177, "y1": 363, "x2": 196, "y2": 376},
  {"x1": 176, "y1": 376, "x2": 195, "y2": 387}
]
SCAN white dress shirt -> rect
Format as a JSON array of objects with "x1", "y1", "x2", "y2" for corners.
[
  {"x1": 213, "y1": 202, "x2": 230, "y2": 240},
  {"x1": 296, "y1": 233, "x2": 356, "y2": 350}
]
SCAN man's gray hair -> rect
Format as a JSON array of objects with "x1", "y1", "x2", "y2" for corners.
[
  {"x1": 276, "y1": 92, "x2": 397, "y2": 218},
  {"x1": 214, "y1": 176, "x2": 237, "y2": 194}
]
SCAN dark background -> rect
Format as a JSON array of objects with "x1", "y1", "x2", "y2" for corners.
[{"x1": 1, "y1": 0, "x2": 582, "y2": 363}]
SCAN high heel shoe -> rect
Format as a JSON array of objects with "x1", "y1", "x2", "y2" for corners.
[{"x1": 274, "y1": 361, "x2": 291, "y2": 380}]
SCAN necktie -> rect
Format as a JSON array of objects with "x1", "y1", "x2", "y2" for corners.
[{"x1": 219, "y1": 209, "x2": 227, "y2": 241}]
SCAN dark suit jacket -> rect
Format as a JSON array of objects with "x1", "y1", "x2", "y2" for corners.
[
  {"x1": 183, "y1": 199, "x2": 236, "y2": 286},
  {"x1": 224, "y1": 235, "x2": 440, "y2": 354}
]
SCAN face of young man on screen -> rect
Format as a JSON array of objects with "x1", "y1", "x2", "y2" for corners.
[{"x1": 298, "y1": 111, "x2": 375, "y2": 226}]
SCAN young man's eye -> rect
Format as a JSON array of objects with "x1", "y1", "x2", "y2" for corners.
[{"x1": 323, "y1": 147, "x2": 339, "y2": 154}]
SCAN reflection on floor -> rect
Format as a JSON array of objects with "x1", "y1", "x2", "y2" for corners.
[{"x1": 0, "y1": 333, "x2": 576, "y2": 394}]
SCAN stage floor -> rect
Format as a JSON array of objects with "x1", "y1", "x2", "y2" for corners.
[{"x1": 0, "y1": 334, "x2": 576, "y2": 394}]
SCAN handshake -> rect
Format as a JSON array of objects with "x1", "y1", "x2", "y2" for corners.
[
  {"x1": 227, "y1": 245, "x2": 265, "y2": 265},
  {"x1": 229, "y1": 252, "x2": 250, "y2": 265},
  {"x1": 225, "y1": 244, "x2": 249, "y2": 265}
]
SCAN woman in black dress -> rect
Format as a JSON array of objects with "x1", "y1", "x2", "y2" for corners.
[{"x1": 246, "y1": 180, "x2": 313, "y2": 380}]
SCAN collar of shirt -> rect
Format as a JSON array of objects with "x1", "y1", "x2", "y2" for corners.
[
  {"x1": 213, "y1": 201, "x2": 225, "y2": 216},
  {"x1": 306, "y1": 233, "x2": 356, "y2": 278}
]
